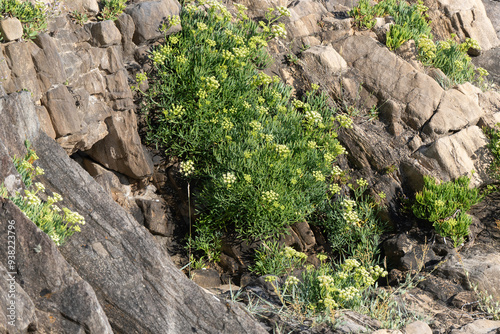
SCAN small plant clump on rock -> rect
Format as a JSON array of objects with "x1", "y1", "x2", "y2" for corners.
[
  {"x1": 99, "y1": 0, "x2": 126, "y2": 21},
  {"x1": 0, "y1": 0, "x2": 61, "y2": 40},
  {"x1": 0, "y1": 143, "x2": 85, "y2": 246},
  {"x1": 250, "y1": 244, "x2": 388, "y2": 319},
  {"x1": 350, "y1": 0, "x2": 489, "y2": 85},
  {"x1": 412, "y1": 175, "x2": 483, "y2": 247}
]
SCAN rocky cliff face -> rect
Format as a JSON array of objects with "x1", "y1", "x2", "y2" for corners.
[{"x1": 0, "y1": 0, "x2": 500, "y2": 333}]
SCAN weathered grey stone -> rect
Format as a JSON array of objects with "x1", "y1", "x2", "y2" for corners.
[
  {"x1": 291, "y1": 221, "x2": 316, "y2": 251},
  {"x1": 439, "y1": 249, "x2": 500, "y2": 303},
  {"x1": 337, "y1": 35, "x2": 444, "y2": 130},
  {"x1": 41, "y1": 85, "x2": 82, "y2": 137},
  {"x1": 77, "y1": 69, "x2": 107, "y2": 96},
  {"x1": 403, "y1": 321, "x2": 432, "y2": 334},
  {"x1": 32, "y1": 33, "x2": 66, "y2": 92},
  {"x1": 56, "y1": 120, "x2": 108, "y2": 154},
  {"x1": 64, "y1": 0, "x2": 100, "y2": 14},
  {"x1": 450, "y1": 319, "x2": 500, "y2": 334},
  {"x1": 0, "y1": 17, "x2": 23, "y2": 41},
  {"x1": 191, "y1": 269, "x2": 222, "y2": 288},
  {"x1": 4, "y1": 42, "x2": 42, "y2": 100},
  {"x1": 301, "y1": 45, "x2": 348, "y2": 73},
  {"x1": 435, "y1": 0, "x2": 500, "y2": 51},
  {"x1": 34, "y1": 105, "x2": 56, "y2": 139},
  {"x1": 417, "y1": 126, "x2": 491, "y2": 186},
  {"x1": 125, "y1": 0, "x2": 182, "y2": 45},
  {"x1": 136, "y1": 198, "x2": 173, "y2": 236},
  {"x1": 0, "y1": 198, "x2": 114, "y2": 333},
  {"x1": 105, "y1": 69, "x2": 134, "y2": 110},
  {"x1": 100, "y1": 46, "x2": 124, "y2": 74},
  {"x1": 116, "y1": 13, "x2": 137, "y2": 59},
  {"x1": 473, "y1": 47, "x2": 500, "y2": 86},
  {"x1": 285, "y1": 0, "x2": 328, "y2": 39},
  {"x1": 0, "y1": 265, "x2": 37, "y2": 333},
  {"x1": 87, "y1": 110, "x2": 153, "y2": 179},
  {"x1": 91, "y1": 20, "x2": 122, "y2": 47},
  {"x1": 423, "y1": 88, "x2": 485, "y2": 138}
]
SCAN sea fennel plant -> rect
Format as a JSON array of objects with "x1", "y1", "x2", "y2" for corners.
[{"x1": 139, "y1": 2, "x2": 351, "y2": 248}]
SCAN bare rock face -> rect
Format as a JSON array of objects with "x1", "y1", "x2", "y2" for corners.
[
  {"x1": 433, "y1": 0, "x2": 500, "y2": 51},
  {"x1": 41, "y1": 84, "x2": 83, "y2": 137},
  {"x1": 0, "y1": 198, "x2": 114, "y2": 334},
  {"x1": 285, "y1": 0, "x2": 328, "y2": 39},
  {"x1": 4, "y1": 42, "x2": 42, "y2": 101},
  {"x1": 91, "y1": 20, "x2": 122, "y2": 47},
  {"x1": 415, "y1": 126, "x2": 492, "y2": 186},
  {"x1": 125, "y1": 0, "x2": 182, "y2": 45},
  {"x1": 63, "y1": 0, "x2": 100, "y2": 14},
  {"x1": 0, "y1": 265, "x2": 37, "y2": 333},
  {"x1": 0, "y1": 17, "x2": 23, "y2": 42},
  {"x1": 87, "y1": 110, "x2": 153, "y2": 179},
  {"x1": 0, "y1": 91, "x2": 266, "y2": 334},
  {"x1": 337, "y1": 35, "x2": 444, "y2": 130},
  {"x1": 301, "y1": 45, "x2": 348, "y2": 74},
  {"x1": 423, "y1": 88, "x2": 485, "y2": 138}
]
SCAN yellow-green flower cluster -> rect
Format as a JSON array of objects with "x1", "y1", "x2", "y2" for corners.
[
  {"x1": 341, "y1": 198, "x2": 360, "y2": 225},
  {"x1": 356, "y1": 178, "x2": 368, "y2": 188},
  {"x1": 304, "y1": 110, "x2": 323, "y2": 125},
  {"x1": 331, "y1": 165, "x2": 343, "y2": 177},
  {"x1": 262, "y1": 190, "x2": 278, "y2": 202},
  {"x1": 275, "y1": 144, "x2": 290, "y2": 157},
  {"x1": 136, "y1": 72, "x2": 147, "y2": 85},
  {"x1": 222, "y1": 172, "x2": 236, "y2": 187},
  {"x1": 222, "y1": 117, "x2": 234, "y2": 131},
  {"x1": 338, "y1": 286, "x2": 360, "y2": 301},
  {"x1": 329, "y1": 183, "x2": 341, "y2": 194},
  {"x1": 25, "y1": 189, "x2": 41, "y2": 206},
  {"x1": 164, "y1": 104, "x2": 185, "y2": 119},
  {"x1": 271, "y1": 23, "x2": 287, "y2": 39},
  {"x1": 233, "y1": 46, "x2": 249, "y2": 58},
  {"x1": 253, "y1": 72, "x2": 273, "y2": 86},
  {"x1": 282, "y1": 246, "x2": 307, "y2": 260},
  {"x1": 276, "y1": 6, "x2": 291, "y2": 17},
  {"x1": 307, "y1": 141, "x2": 317, "y2": 149},
  {"x1": 180, "y1": 160, "x2": 195, "y2": 176},
  {"x1": 417, "y1": 36, "x2": 436, "y2": 61},
  {"x1": 313, "y1": 170, "x2": 325, "y2": 182},
  {"x1": 202, "y1": 76, "x2": 220, "y2": 91},
  {"x1": 477, "y1": 67, "x2": 489, "y2": 77},
  {"x1": 336, "y1": 114, "x2": 353, "y2": 129},
  {"x1": 285, "y1": 275, "x2": 300, "y2": 286}
]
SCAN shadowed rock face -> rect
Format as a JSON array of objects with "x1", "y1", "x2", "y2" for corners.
[
  {"x1": 0, "y1": 198, "x2": 113, "y2": 334},
  {"x1": 0, "y1": 92, "x2": 266, "y2": 333}
]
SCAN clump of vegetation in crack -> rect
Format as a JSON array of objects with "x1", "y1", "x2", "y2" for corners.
[
  {"x1": 484, "y1": 123, "x2": 500, "y2": 179},
  {"x1": 99, "y1": 0, "x2": 127, "y2": 21},
  {"x1": 411, "y1": 175, "x2": 484, "y2": 247},
  {"x1": 0, "y1": 142, "x2": 86, "y2": 246},
  {"x1": 0, "y1": 0, "x2": 61, "y2": 40},
  {"x1": 349, "y1": 0, "x2": 489, "y2": 86}
]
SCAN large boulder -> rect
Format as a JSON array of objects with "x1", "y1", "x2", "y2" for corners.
[
  {"x1": 433, "y1": 0, "x2": 500, "y2": 51},
  {"x1": 0, "y1": 91, "x2": 266, "y2": 333},
  {"x1": 336, "y1": 35, "x2": 444, "y2": 130},
  {"x1": 125, "y1": 0, "x2": 182, "y2": 45}
]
